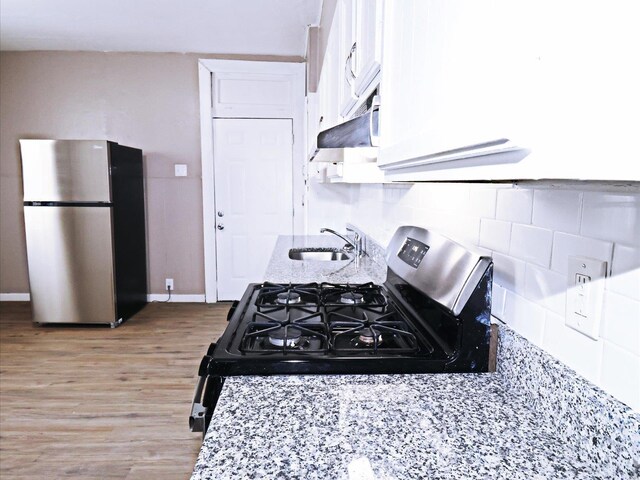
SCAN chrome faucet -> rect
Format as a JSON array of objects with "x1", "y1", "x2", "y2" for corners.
[{"x1": 320, "y1": 227, "x2": 363, "y2": 257}]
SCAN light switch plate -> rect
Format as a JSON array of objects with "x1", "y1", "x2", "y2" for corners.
[
  {"x1": 565, "y1": 256, "x2": 607, "y2": 339},
  {"x1": 174, "y1": 164, "x2": 187, "y2": 177}
]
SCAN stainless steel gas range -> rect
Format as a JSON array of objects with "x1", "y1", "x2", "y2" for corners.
[{"x1": 190, "y1": 226, "x2": 493, "y2": 434}]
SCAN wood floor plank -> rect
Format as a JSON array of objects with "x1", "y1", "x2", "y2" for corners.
[{"x1": 0, "y1": 301, "x2": 229, "y2": 479}]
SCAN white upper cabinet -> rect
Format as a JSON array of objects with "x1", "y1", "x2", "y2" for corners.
[
  {"x1": 352, "y1": 0, "x2": 383, "y2": 99},
  {"x1": 318, "y1": 11, "x2": 341, "y2": 132},
  {"x1": 338, "y1": 0, "x2": 358, "y2": 117},
  {"x1": 378, "y1": 0, "x2": 640, "y2": 181},
  {"x1": 308, "y1": 0, "x2": 385, "y2": 183},
  {"x1": 338, "y1": 0, "x2": 383, "y2": 118}
]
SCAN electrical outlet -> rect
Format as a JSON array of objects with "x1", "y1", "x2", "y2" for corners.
[
  {"x1": 165, "y1": 278, "x2": 174, "y2": 291},
  {"x1": 565, "y1": 256, "x2": 607, "y2": 339}
]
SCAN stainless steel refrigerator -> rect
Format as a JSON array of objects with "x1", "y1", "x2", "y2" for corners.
[{"x1": 20, "y1": 139, "x2": 147, "y2": 327}]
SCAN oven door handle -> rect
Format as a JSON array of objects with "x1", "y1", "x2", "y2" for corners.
[{"x1": 189, "y1": 355, "x2": 212, "y2": 433}]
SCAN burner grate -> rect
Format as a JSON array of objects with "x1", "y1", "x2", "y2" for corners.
[
  {"x1": 328, "y1": 310, "x2": 419, "y2": 354},
  {"x1": 255, "y1": 282, "x2": 321, "y2": 314},
  {"x1": 238, "y1": 282, "x2": 428, "y2": 356},
  {"x1": 240, "y1": 309, "x2": 328, "y2": 354},
  {"x1": 321, "y1": 282, "x2": 388, "y2": 314}
]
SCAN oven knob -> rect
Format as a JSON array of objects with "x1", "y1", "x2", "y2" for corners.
[{"x1": 217, "y1": 224, "x2": 224, "y2": 230}]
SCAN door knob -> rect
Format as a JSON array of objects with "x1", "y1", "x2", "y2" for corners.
[
  {"x1": 217, "y1": 211, "x2": 224, "y2": 217},
  {"x1": 217, "y1": 224, "x2": 224, "y2": 230}
]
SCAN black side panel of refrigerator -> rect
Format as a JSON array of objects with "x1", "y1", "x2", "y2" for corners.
[{"x1": 109, "y1": 142, "x2": 148, "y2": 320}]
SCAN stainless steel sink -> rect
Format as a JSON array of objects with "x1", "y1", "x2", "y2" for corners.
[{"x1": 288, "y1": 248, "x2": 351, "y2": 261}]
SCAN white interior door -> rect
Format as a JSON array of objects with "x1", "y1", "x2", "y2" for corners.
[{"x1": 213, "y1": 118, "x2": 294, "y2": 300}]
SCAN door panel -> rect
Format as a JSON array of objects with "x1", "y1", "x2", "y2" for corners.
[
  {"x1": 24, "y1": 206, "x2": 116, "y2": 324},
  {"x1": 213, "y1": 119, "x2": 294, "y2": 300},
  {"x1": 19, "y1": 140, "x2": 111, "y2": 202}
]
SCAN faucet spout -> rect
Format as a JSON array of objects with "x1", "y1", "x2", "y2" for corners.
[{"x1": 320, "y1": 228, "x2": 362, "y2": 256}]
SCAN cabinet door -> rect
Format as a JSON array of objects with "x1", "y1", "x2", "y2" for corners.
[
  {"x1": 378, "y1": 0, "x2": 537, "y2": 174},
  {"x1": 318, "y1": 9, "x2": 341, "y2": 131},
  {"x1": 338, "y1": 0, "x2": 359, "y2": 117},
  {"x1": 353, "y1": 0, "x2": 383, "y2": 98},
  {"x1": 378, "y1": 0, "x2": 640, "y2": 181}
]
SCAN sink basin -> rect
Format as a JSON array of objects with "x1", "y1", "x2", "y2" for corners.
[{"x1": 288, "y1": 248, "x2": 351, "y2": 261}]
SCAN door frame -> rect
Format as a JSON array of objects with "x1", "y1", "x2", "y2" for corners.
[{"x1": 198, "y1": 59, "x2": 307, "y2": 303}]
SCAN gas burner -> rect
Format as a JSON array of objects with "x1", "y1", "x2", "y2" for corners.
[
  {"x1": 340, "y1": 292, "x2": 364, "y2": 304},
  {"x1": 328, "y1": 310, "x2": 419, "y2": 353},
  {"x1": 277, "y1": 292, "x2": 301, "y2": 305},
  {"x1": 268, "y1": 327, "x2": 301, "y2": 347},
  {"x1": 356, "y1": 329, "x2": 382, "y2": 346},
  {"x1": 240, "y1": 309, "x2": 329, "y2": 353},
  {"x1": 321, "y1": 283, "x2": 388, "y2": 313}
]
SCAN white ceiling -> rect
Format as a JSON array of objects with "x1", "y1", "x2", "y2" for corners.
[{"x1": 0, "y1": 0, "x2": 323, "y2": 56}]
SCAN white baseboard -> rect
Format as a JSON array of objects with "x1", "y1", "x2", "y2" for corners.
[
  {"x1": 1, "y1": 293, "x2": 206, "y2": 303},
  {"x1": 0, "y1": 293, "x2": 30, "y2": 301},
  {"x1": 147, "y1": 294, "x2": 206, "y2": 303}
]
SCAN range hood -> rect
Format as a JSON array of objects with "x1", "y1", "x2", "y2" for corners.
[{"x1": 310, "y1": 97, "x2": 379, "y2": 162}]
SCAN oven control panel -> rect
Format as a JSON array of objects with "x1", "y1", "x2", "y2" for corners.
[{"x1": 398, "y1": 237, "x2": 429, "y2": 268}]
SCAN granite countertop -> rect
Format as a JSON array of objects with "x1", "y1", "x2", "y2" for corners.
[
  {"x1": 192, "y1": 235, "x2": 640, "y2": 480},
  {"x1": 263, "y1": 235, "x2": 387, "y2": 285},
  {"x1": 192, "y1": 373, "x2": 630, "y2": 480}
]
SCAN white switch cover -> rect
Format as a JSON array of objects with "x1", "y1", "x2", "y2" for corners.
[
  {"x1": 174, "y1": 164, "x2": 187, "y2": 177},
  {"x1": 565, "y1": 256, "x2": 607, "y2": 339}
]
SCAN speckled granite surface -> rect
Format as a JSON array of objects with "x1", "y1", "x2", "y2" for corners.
[
  {"x1": 192, "y1": 352, "x2": 639, "y2": 480},
  {"x1": 497, "y1": 326, "x2": 640, "y2": 477},
  {"x1": 192, "y1": 234, "x2": 640, "y2": 479},
  {"x1": 264, "y1": 235, "x2": 386, "y2": 285}
]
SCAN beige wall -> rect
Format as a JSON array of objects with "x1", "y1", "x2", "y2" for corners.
[{"x1": 0, "y1": 51, "x2": 301, "y2": 295}]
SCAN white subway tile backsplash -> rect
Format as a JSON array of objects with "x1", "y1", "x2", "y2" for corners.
[
  {"x1": 543, "y1": 311, "x2": 602, "y2": 384},
  {"x1": 416, "y1": 183, "x2": 440, "y2": 206},
  {"x1": 550, "y1": 232, "x2": 614, "y2": 275},
  {"x1": 509, "y1": 224, "x2": 553, "y2": 268},
  {"x1": 532, "y1": 189, "x2": 582, "y2": 234},
  {"x1": 440, "y1": 215, "x2": 480, "y2": 248},
  {"x1": 601, "y1": 290, "x2": 640, "y2": 355},
  {"x1": 479, "y1": 218, "x2": 511, "y2": 253},
  {"x1": 581, "y1": 192, "x2": 640, "y2": 246},
  {"x1": 389, "y1": 185, "x2": 410, "y2": 203},
  {"x1": 503, "y1": 291, "x2": 546, "y2": 347},
  {"x1": 431, "y1": 183, "x2": 470, "y2": 215},
  {"x1": 491, "y1": 283, "x2": 506, "y2": 320},
  {"x1": 332, "y1": 181, "x2": 640, "y2": 411},
  {"x1": 496, "y1": 188, "x2": 533, "y2": 224},
  {"x1": 524, "y1": 264, "x2": 567, "y2": 316},
  {"x1": 600, "y1": 341, "x2": 640, "y2": 411},
  {"x1": 492, "y1": 253, "x2": 527, "y2": 292},
  {"x1": 399, "y1": 185, "x2": 422, "y2": 209},
  {"x1": 608, "y1": 244, "x2": 640, "y2": 301},
  {"x1": 469, "y1": 187, "x2": 497, "y2": 219}
]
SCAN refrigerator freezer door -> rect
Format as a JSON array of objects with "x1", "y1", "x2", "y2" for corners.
[
  {"x1": 20, "y1": 140, "x2": 111, "y2": 202},
  {"x1": 24, "y1": 205, "x2": 117, "y2": 324}
]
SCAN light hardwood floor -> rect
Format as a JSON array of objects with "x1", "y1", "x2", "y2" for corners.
[{"x1": 0, "y1": 301, "x2": 229, "y2": 480}]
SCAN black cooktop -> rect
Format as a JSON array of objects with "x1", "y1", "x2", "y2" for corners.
[
  {"x1": 240, "y1": 282, "x2": 422, "y2": 356},
  {"x1": 202, "y1": 278, "x2": 492, "y2": 378}
]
